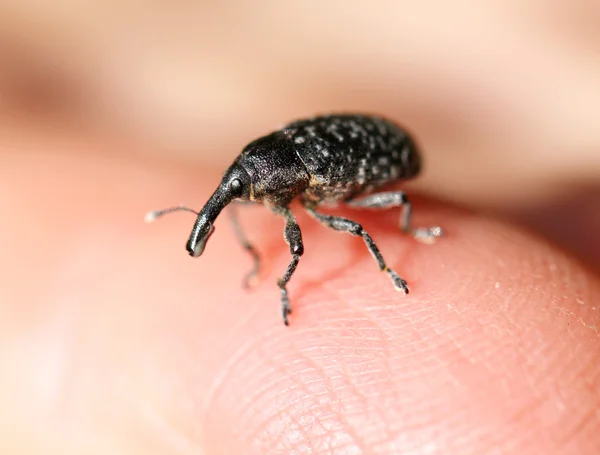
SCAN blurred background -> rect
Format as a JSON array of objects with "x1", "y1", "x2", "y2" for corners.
[{"x1": 0, "y1": 1, "x2": 598, "y2": 268}]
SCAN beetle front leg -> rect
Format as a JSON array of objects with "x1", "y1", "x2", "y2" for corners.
[
  {"x1": 346, "y1": 191, "x2": 444, "y2": 244},
  {"x1": 228, "y1": 201, "x2": 261, "y2": 289},
  {"x1": 303, "y1": 203, "x2": 409, "y2": 294},
  {"x1": 272, "y1": 206, "x2": 304, "y2": 326}
]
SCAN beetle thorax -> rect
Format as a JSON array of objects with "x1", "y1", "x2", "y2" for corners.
[{"x1": 237, "y1": 134, "x2": 310, "y2": 206}]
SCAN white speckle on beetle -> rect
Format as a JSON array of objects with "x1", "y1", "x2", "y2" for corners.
[
  {"x1": 281, "y1": 129, "x2": 295, "y2": 139},
  {"x1": 305, "y1": 126, "x2": 317, "y2": 137},
  {"x1": 368, "y1": 136, "x2": 376, "y2": 150},
  {"x1": 376, "y1": 121, "x2": 388, "y2": 136},
  {"x1": 326, "y1": 125, "x2": 345, "y2": 142},
  {"x1": 294, "y1": 136, "x2": 306, "y2": 144},
  {"x1": 401, "y1": 143, "x2": 410, "y2": 167}
]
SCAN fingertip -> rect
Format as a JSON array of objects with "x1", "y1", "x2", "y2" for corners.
[
  {"x1": 189, "y1": 204, "x2": 600, "y2": 454},
  {"x1": 4, "y1": 149, "x2": 600, "y2": 454}
]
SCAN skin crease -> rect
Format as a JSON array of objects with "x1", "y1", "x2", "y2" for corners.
[{"x1": 0, "y1": 1, "x2": 600, "y2": 454}]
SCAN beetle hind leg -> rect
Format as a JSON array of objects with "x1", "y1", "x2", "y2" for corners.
[
  {"x1": 303, "y1": 203, "x2": 409, "y2": 294},
  {"x1": 347, "y1": 191, "x2": 444, "y2": 244}
]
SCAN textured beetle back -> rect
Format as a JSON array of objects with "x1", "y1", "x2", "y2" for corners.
[{"x1": 278, "y1": 114, "x2": 421, "y2": 203}]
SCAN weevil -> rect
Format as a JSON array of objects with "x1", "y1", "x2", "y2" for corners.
[{"x1": 146, "y1": 114, "x2": 443, "y2": 325}]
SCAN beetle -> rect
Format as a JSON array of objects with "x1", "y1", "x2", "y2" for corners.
[{"x1": 146, "y1": 114, "x2": 443, "y2": 325}]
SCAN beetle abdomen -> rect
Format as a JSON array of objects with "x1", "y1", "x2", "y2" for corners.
[{"x1": 278, "y1": 114, "x2": 421, "y2": 203}]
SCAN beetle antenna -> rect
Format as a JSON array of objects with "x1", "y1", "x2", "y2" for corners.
[{"x1": 145, "y1": 205, "x2": 200, "y2": 223}]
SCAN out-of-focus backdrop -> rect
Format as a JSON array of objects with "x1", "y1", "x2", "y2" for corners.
[{"x1": 1, "y1": 2, "x2": 599, "y2": 269}]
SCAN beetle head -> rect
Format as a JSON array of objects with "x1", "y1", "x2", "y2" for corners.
[
  {"x1": 186, "y1": 164, "x2": 250, "y2": 257},
  {"x1": 144, "y1": 163, "x2": 251, "y2": 258}
]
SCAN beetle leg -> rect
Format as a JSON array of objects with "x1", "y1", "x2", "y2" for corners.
[
  {"x1": 228, "y1": 202, "x2": 261, "y2": 289},
  {"x1": 346, "y1": 191, "x2": 444, "y2": 244},
  {"x1": 303, "y1": 203, "x2": 409, "y2": 294},
  {"x1": 272, "y1": 206, "x2": 304, "y2": 326}
]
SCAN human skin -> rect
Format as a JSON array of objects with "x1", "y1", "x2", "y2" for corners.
[
  {"x1": 1, "y1": 132, "x2": 599, "y2": 454},
  {"x1": 1, "y1": 1, "x2": 600, "y2": 454}
]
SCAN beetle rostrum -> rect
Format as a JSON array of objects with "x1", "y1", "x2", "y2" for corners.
[{"x1": 146, "y1": 114, "x2": 444, "y2": 325}]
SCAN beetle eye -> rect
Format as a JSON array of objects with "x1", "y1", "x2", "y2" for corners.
[{"x1": 229, "y1": 178, "x2": 243, "y2": 196}]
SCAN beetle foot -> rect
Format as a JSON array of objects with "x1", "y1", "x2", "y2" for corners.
[
  {"x1": 278, "y1": 280, "x2": 293, "y2": 326},
  {"x1": 385, "y1": 267, "x2": 409, "y2": 294},
  {"x1": 242, "y1": 270, "x2": 260, "y2": 290},
  {"x1": 282, "y1": 299, "x2": 292, "y2": 326},
  {"x1": 411, "y1": 226, "x2": 444, "y2": 244}
]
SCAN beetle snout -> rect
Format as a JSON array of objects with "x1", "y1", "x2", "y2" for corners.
[{"x1": 186, "y1": 221, "x2": 215, "y2": 257}]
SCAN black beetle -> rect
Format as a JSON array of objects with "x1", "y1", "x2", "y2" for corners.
[{"x1": 146, "y1": 114, "x2": 443, "y2": 325}]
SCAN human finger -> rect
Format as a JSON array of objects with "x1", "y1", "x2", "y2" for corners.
[{"x1": 1, "y1": 135, "x2": 599, "y2": 454}]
